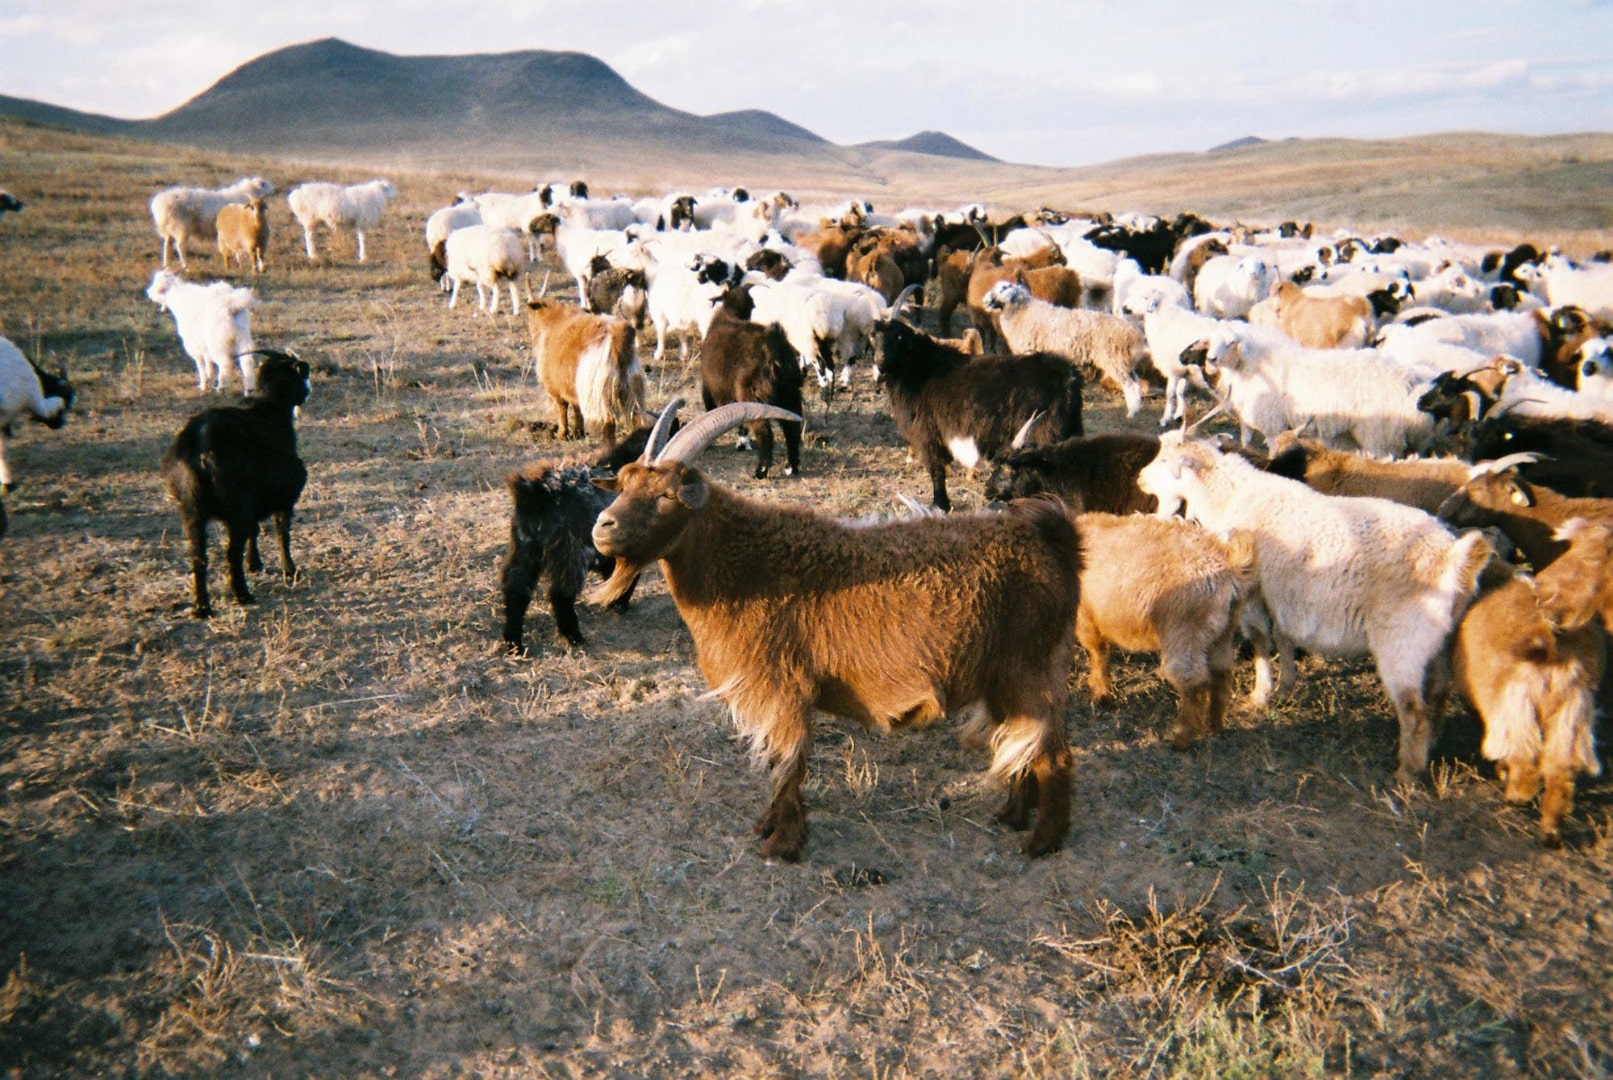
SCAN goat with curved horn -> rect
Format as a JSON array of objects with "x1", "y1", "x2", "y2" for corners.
[{"x1": 588, "y1": 400, "x2": 1081, "y2": 863}]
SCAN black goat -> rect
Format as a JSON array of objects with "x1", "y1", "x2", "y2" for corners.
[
  {"x1": 499, "y1": 421, "x2": 673, "y2": 653},
  {"x1": 583, "y1": 254, "x2": 647, "y2": 327},
  {"x1": 698, "y1": 286, "x2": 804, "y2": 478},
  {"x1": 162, "y1": 348, "x2": 309, "y2": 617},
  {"x1": 500, "y1": 462, "x2": 637, "y2": 653},
  {"x1": 983, "y1": 432, "x2": 1161, "y2": 513},
  {"x1": 1469, "y1": 412, "x2": 1613, "y2": 498},
  {"x1": 873, "y1": 317, "x2": 1083, "y2": 511},
  {"x1": 1084, "y1": 213, "x2": 1213, "y2": 276}
]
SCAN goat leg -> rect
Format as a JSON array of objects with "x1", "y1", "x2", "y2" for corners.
[
  {"x1": 1022, "y1": 745, "x2": 1073, "y2": 857},
  {"x1": 755, "y1": 713, "x2": 812, "y2": 861},
  {"x1": 995, "y1": 771, "x2": 1038, "y2": 831},
  {"x1": 224, "y1": 524, "x2": 256, "y2": 606},
  {"x1": 549, "y1": 584, "x2": 586, "y2": 647},
  {"x1": 184, "y1": 517, "x2": 213, "y2": 618},
  {"x1": 272, "y1": 510, "x2": 297, "y2": 583},
  {"x1": 499, "y1": 544, "x2": 541, "y2": 654}
]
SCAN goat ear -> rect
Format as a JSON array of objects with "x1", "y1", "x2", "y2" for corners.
[
  {"x1": 676, "y1": 474, "x2": 709, "y2": 509},
  {"x1": 1509, "y1": 482, "x2": 1534, "y2": 507},
  {"x1": 592, "y1": 475, "x2": 621, "y2": 493}
]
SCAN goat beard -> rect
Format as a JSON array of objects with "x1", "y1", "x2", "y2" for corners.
[{"x1": 587, "y1": 557, "x2": 644, "y2": 607}]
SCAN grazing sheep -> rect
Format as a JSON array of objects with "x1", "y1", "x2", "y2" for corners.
[
  {"x1": 150, "y1": 176, "x2": 274, "y2": 269},
  {"x1": 1075, "y1": 513, "x2": 1260, "y2": 749},
  {"x1": 286, "y1": 179, "x2": 397, "y2": 262},
  {"x1": 590, "y1": 402, "x2": 1083, "y2": 861},
  {"x1": 216, "y1": 198, "x2": 269, "y2": 274},
  {"x1": 0, "y1": 188, "x2": 24, "y2": 217},
  {"x1": 425, "y1": 200, "x2": 483, "y2": 283},
  {"x1": 1138, "y1": 436, "x2": 1494, "y2": 786},
  {"x1": 0, "y1": 336, "x2": 73, "y2": 492},
  {"x1": 161, "y1": 349, "x2": 310, "y2": 617},
  {"x1": 983, "y1": 280, "x2": 1151, "y2": 416},
  {"x1": 526, "y1": 297, "x2": 646, "y2": 444},
  {"x1": 146, "y1": 270, "x2": 259, "y2": 394},
  {"x1": 432, "y1": 225, "x2": 528, "y2": 314}
]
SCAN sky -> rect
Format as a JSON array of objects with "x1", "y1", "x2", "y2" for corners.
[{"x1": 1, "y1": 0, "x2": 1611, "y2": 167}]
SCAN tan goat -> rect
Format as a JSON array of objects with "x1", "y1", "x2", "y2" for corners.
[
  {"x1": 526, "y1": 298, "x2": 646, "y2": 445},
  {"x1": 1075, "y1": 513, "x2": 1259, "y2": 748},
  {"x1": 1251, "y1": 281, "x2": 1374, "y2": 349},
  {"x1": 216, "y1": 199, "x2": 269, "y2": 274}
]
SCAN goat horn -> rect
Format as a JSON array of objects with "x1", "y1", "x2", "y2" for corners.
[
  {"x1": 971, "y1": 222, "x2": 993, "y2": 250},
  {"x1": 655, "y1": 402, "x2": 802, "y2": 467},
  {"x1": 1469, "y1": 451, "x2": 1546, "y2": 478},
  {"x1": 1183, "y1": 400, "x2": 1226, "y2": 436},
  {"x1": 641, "y1": 397, "x2": 685, "y2": 465},
  {"x1": 538, "y1": 270, "x2": 551, "y2": 298},
  {"x1": 891, "y1": 283, "x2": 921, "y2": 316},
  {"x1": 1011, "y1": 410, "x2": 1045, "y2": 450}
]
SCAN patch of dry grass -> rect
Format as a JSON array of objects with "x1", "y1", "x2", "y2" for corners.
[{"x1": 0, "y1": 119, "x2": 1610, "y2": 1077}]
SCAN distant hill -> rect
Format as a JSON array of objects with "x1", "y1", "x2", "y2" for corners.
[
  {"x1": 1208, "y1": 135, "x2": 1269, "y2": 153},
  {"x1": 856, "y1": 130, "x2": 999, "y2": 162},
  {"x1": 0, "y1": 38, "x2": 846, "y2": 170}
]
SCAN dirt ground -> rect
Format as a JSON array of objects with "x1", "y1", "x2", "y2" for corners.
[{"x1": 1, "y1": 121, "x2": 1610, "y2": 1078}]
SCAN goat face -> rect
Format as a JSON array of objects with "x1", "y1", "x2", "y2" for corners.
[
  {"x1": 982, "y1": 451, "x2": 1046, "y2": 503},
  {"x1": 591, "y1": 462, "x2": 707, "y2": 565},
  {"x1": 30, "y1": 363, "x2": 74, "y2": 429},
  {"x1": 1436, "y1": 471, "x2": 1534, "y2": 529},
  {"x1": 253, "y1": 351, "x2": 312, "y2": 407}
]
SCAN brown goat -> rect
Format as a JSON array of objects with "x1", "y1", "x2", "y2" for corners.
[
  {"x1": 526, "y1": 298, "x2": 646, "y2": 444},
  {"x1": 934, "y1": 245, "x2": 975, "y2": 332},
  {"x1": 1015, "y1": 265, "x2": 1083, "y2": 309},
  {"x1": 216, "y1": 199, "x2": 268, "y2": 274},
  {"x1": 1538, "y1": 518, "x2": 1613, "y2": 632},
  {"x1": 590, "y1": 402, "x2": 1082, "y2": 861},
  {"x1": 1437, "y1": 457, "x2": 1613, "y2": 571},
  {"x1": 966, "y1": 245, "x2": 1066, "y2": 349},
  {"x1": 1075, "y1": 513, "x2": 1259, "y2": 749},
  {"x1": 1266, "y1": 432, "x2": 1471, "y2": 514},
  {"x1": 1453, "y1": 555, "x2": 1606, "y2": 846}
]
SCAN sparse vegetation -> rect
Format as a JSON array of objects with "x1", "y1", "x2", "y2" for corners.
[{"x1": 0, "y1": 117, "x2": 1610, "y2": 1076}]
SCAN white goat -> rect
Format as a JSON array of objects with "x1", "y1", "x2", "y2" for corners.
[
  {"x1": 1124, "y1": 293, "x2": 1223, "y2": 426},
  {"x1": 150, "y1": 176, "x2": 274, "y2": 270},
  {"x1": 1111, "y1": 258, "x2": 1190, "y2": 318},
  {"x1": 1194, "y1": 255, "x2": 1277, "y2": 319},
  {"x1": 983, "y1": 279, "x2": 1150, "y2": 416},
  {"x1": 1192, "y1": 322, "x2": 1437, "y2": 456},
  {"x1": 145, "y1": 270, "x2": 258, "y2": 394},
  {"x1": 1137, "y1": 436, "x2": 1493, "y2": 786},
  {"x1": 438, "y1": 225, "x2": 528, "y2": 315},
  {"x1": 286, "y1": 179, "x2": 397, "y2": 262}
]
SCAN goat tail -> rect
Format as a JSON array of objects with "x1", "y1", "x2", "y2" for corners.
[{"x1": 1222, "y1": 528, "x2": 1260, "y2": 598}]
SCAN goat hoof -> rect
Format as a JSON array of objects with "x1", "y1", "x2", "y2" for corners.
[
  {"x1": 193, "y1": 606, "x2": 214, "y2": 620},
  {"x1": 234, "y1": 593, "x2": 257, "y2": 606},
  {"x1": 0, "y1": 482, "x2": 13, "y2": 494},
  {"x1": 759, "y1": 831, "x2": 805, "y2": 863},
  {"x1": 1538, "y1": 827, "x2": 1564, "y2": 849},
  {"x1": 1021, "y1": 830, "x2": 1064, "y2": 858}
]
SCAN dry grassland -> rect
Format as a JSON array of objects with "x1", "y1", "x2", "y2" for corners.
[{"x1": 1, "y1": 119, "x2": 1611, "y2": 1077}]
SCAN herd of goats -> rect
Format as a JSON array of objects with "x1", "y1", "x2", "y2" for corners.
[{"x1": 1, "y1": 173, "x2": 1612, "y2": 862}]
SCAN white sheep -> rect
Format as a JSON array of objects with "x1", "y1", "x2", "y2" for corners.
[
  {"x1": 150, "y1": 176, "x2": 274, "y2": 270},
  {"x1": 1137, "y1": 435, "x2": 1493, "y2": 787},
  {"x1": 286, "y1": 179, "x2": 397, "y2": 262},
  {"x1": 983, "y1": 279, "x2": 1150, "y2": 416},
  {"x1": 436, "y1": 225, "x2": 529, "y2": 315},
  {"x1": 474, "y1": 190, "x2": 552, "y2": 260},
  {"x1": 1520, "y1": 255, "x2": 1613, "y2": 322},
  {"x1": 1193, "y1": 255, "x2": 1277, "y2": 319},
  {"x1": 1575, "y1": 337, "x2": 1613, "y2": 401},
  {"x1": 424, "y1": 200, "x2": 482, "y2": 290},
  {"x1": 0, "y1": 335, "x2": 73, "y2": 491},
  {"x1": 145, "y1": 270, "x2": 259, "y2": 394}
]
